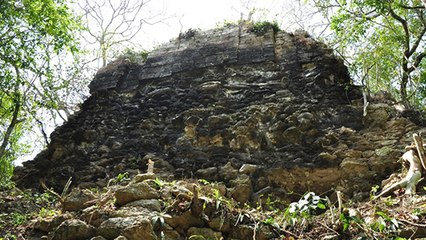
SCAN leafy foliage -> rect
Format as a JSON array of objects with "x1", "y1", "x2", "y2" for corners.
[
  {"x1": 0, "y1": 0, "x2": 81, "y2": 185},
  {"x1": 314, "y1": 0, "x2": 426, "y2": 108},
  {"x1": 119, "y1": 48, "x2": 149, "y2": 63},
  {"x1": 284, "y1": 192, "x2": 328, "y2": 225},
  {"x1": 250, "y1": 21, "x2": 280, "y2": 35}
]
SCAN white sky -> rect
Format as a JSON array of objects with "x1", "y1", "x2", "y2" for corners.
[
  {"x1": 127, "y1": 0, "x2": 325, "y2": 50},
  {"x1": 142, "y1": 0, "x2": 278, "y2": 48}
]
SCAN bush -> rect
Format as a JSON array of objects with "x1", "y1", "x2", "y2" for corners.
[
  {"x1": 250, "y1": 21, "x2": 280, "y2": 35},
  {"x1": 119, "y1": 48, "x2": 149, "y2": 63}
]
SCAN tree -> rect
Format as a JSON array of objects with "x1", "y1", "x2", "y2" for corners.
[
  {"x1": 313, "y1": 0, "x2": 426, "y2": 107},
  {"x1": 0, "y1": 0, "x2": 80, "y2": 184},
  {"x1": 79, "y1": 0, "x2": 165, "y2": 67}
]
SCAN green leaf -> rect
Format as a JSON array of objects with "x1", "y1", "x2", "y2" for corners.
[
  {"x1": 0, "y1": 0, "x2": 82, "y2": 184},
  {"x1": 317, "y1": 202, "x2": 326, "y2": 210},
  {"x1": 314, "y1": 0, "x2": 426, "y2": 108}
]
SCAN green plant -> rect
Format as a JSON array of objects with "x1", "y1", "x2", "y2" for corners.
[
  {"x1": 198, "y1": 179, "x2": 210, "y2": 185},
  {"x1": 256, "y1": 193, "x2": 284, "y2": 212},
  {"x1": 339, "y1": 209, "x2": 363, "y2": 232},
  {"x1": 250, "y1": 21, "x2": 280, "y2": 35},
  {"x1": 412, "y1": 207, "x2": 426, "y2": 217},
  {"x1": 0, "y1": 0, "x2": 81, "y2": 183},
  {"x1": 153, "y1": 177, "x2": 165, "y2": 188},
  {"x1": 11, "y1": 212, "x2": 27, "y2": 226},
  {"x1": 119, "y1": 48, "x2": 149, "y2": 63},
  {"x1": 152, "y1": 178, "x2": 175, "y2": 189},
  {"x1": 370, "y1": 211, "x2": 399, "y2": 235},
  {"x1": 34, "y1": 191, "x2": 57, "y2": 206},
  {"x1": 370, "y1": 185, "x2": 380, "y2": 200},
  {"x1": 314, "y1": 0, "x2": 426, "y2": 108},
  {"x1": 262, "y1": 216, "x2": 279, "y2": 228},
  {"x1": 383, "y1": 196, "x2": 399, "y2": 207},
  {"x1": 38, "y1": 207, "x2": 60, "y2": 218},
  {"x1": 264, "y1": 194, "x2": 282, "y2": 211},
  {"x1": 215, "y1": 20, "x2": 238, "y2": 30},
  {"x1": 339, "y1": 212, "x2": 351, "y2": 231},
  {"x1": 0, "y1": 180, "x2": 15, "y2": 191},
  {"x1": 1, "y1": 234, "x2": 17, "y2": 240},
  {"x1": 210, "y1": 188, "x2": 233, "y2": 210},
  {"x1": 151, "y1": 212, "x2": 171, "y2": 234},
  {"x1": 284, "y1": 192, "x2": 327, "y2": 225},
  {"x1": 116, "y1": 172, "x2": 129, "y2": 182},
  {"x1": 107, "y1": 172, "x2": 130, "y2": 187}
]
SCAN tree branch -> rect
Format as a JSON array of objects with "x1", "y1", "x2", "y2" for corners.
[
  {"x1": 388, "y1": 4, "x2": 410, "y2": 53},
  {"x1": 0, "y1": 66, "x2": 22, "y2": 161},
  {"x1": 408, "y1": 52, "x2": 426, "y2": 73}
]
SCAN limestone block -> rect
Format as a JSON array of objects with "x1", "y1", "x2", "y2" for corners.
[
  {"x1": 164, "y1": 211, "x2": 203, "y2": 230},
  {"x1": 239, "y1": 164, "x2": 260, "y2": 175},
  {"x1": 187, "y1": 227, "x2": 222, "y2": 240},
  {"x1": 114, "y1": 182, "x2": 159, "y2": 206},
  {"x1": 33, "y1": 213, "x2": 72, "y2": 233},
  {"x1": 51, "y1": 219, "x2": 95, "y2": 240},
  {"x1": 340, "y1": 158, "x2": 369, "y2": 175},
  {"x1": 122, "y1": 218, "x2": 156, "y2": 240},
  {"x1": 90, "y1": 236, "x2": 107, "y2": 240},
  {"x1": 63, "y1": 188, "x2": 97, "y2": 211},
  {"x1": 97, "y1": 217, "x2": 136, "y2": 239},
  {"x1": 131, "y1": 173, "x2": 156, "y2": 183},
  {"x1": 230, "y1": 175, "x2": 253, "y2": 203},
  {"x1": 124, "y1": 199, "x2": 162, "y2": 212},
  {"x1": 282, "y1": 126, "x2": 301, "y2": 145},
  {"x1": 208, "y1": 217, "x2": 231, "y2": 233},
  {"x1": 219, "y1": 162, "x2": 238, "y2": 181}
]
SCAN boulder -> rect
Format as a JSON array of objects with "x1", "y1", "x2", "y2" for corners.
[
  {"x1": 114, "y1": 182, "x2": 159, "y2": 206},
  {"x1": 187, "y1": 227, "x2": 222, "y2": 240},
  {"x1": 63, "y1": 188, "x2": 97, "y2": 211},
  {"x1": 51, "y1": 219, "x2": 95, "y2": 240}
]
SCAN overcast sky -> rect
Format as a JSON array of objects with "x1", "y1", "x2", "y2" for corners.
[{"x1": 128, "y1": 0, "x2": 325, "y2": 49}]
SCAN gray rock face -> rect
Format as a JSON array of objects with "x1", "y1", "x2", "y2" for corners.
[
  {"x1": 114, "y1": 181, "x2": 159, "y2": 206},
  {"x1": 51, "y1": 219, "x2": 95, "y2": 240},
  {"x1": 97, "y1": 216, "x2": 156, "y2": 240},
  {"x1": 63, "y1": 188, "x2": 97, "y2": 211},
  {"x1": 15, "y1": 25, "x2": 420, "y2": 198}
]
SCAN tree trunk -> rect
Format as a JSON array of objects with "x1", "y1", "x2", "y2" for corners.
[
  {"x1": 400, "y1": 55, "x2": 410, "y2": 106},
  {"x1": 0, "y1": 97, "x2": 20, "y2": 161},
  {"x1": 0, "y1": 67, "x2": 22, "y2": 162}
]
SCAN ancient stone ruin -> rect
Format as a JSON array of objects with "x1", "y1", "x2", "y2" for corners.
[{"x1": 15, "y1": 24, "x2": 421, "y2": 201}]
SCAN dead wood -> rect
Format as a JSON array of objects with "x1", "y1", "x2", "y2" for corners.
[
  {"x1": 413, "y1": 133, "x2": 426, "y2": 170},
  {"x1": 374, "y1": 146, "x2": 422, "y2": 199}
]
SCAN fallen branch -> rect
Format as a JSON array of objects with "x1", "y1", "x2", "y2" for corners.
[
  {"x1": 40, "y1": 177, "x2": 73, "y2": 210},
  {"x1": 398, "y1": 218, "x2": 426, "y2": 228},
  {"x1": 374, "y1": 148, "x2": 422, "y2": 199},
  {"x1": 40, "y1": 179, "x2": 65, "y2": 204},
  {"x1": 413, "y1": 133, "x2": 426, "y2": 170},
  {"x1": 362, "y1": 90, "x2": 369, "y2": 117}
]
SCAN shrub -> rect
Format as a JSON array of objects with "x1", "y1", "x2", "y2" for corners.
[
  {"x1": 119, "y1": 48, "x2": 149, "y2": 63},
  {"x1": 250, "y1": 21, "x2": 280, "y2": 35}
]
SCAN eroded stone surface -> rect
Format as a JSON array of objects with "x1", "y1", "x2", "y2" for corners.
[
  {"x1": 63, "y1": 188, "x2": 97, "y2": 211},
  {"x1": 14, "y1": 24, "x2": 423, "y2": 200},
  {"x1": 114, "y1": 182, "x2": 159, "y2": 206},
  {"x1": 51, "y1": 219, "x2": 95, "y2": 240}
]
